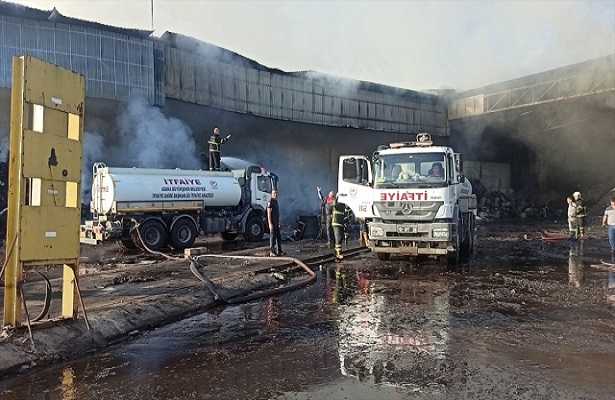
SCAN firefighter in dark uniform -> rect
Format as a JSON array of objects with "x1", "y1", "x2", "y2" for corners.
[
  {"x1": 332, "y1": 196, "x2": 351, "y2": 260},
  {"x1": 358, "y1": 217, "x2": 369, "y2": 247},
  {"x1": 208, "y1": 127, "x2": 231, "y2": 171},
  {"x1": 573, "y1": 191, "x2": 587, "y2": 240}
]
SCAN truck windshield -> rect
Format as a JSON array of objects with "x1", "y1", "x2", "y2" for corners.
[
  {"x1": 257, "y1": 175, "x2": 276, "y2": 193},
  {"x1": 373, "y1": 153, "x2": 447, "y2": 189}
]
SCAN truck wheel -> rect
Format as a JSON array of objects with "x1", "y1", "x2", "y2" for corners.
[
  {"x1": 244, "y1": 217, "x2": 264, "y2": 242},
  {"x1": 170, "y1": 219, "x2": 197, "y2": 249},
  {"x1": 447, "y1": 250, "x2": 460, "y2": 267},
  {"x1": 447, "y1": 229, "x2": 460, "y2": 267},
  {"x1": 377, "y1": 253, "x2": 390, "y2": 261},
  {"x1": 220, "y1": 232, "x2": 238, "y2": 241},
  {"x1": 461, "y1": 230, "x2": 474, "y2": 257},
  {"x1": 135, "y1": 219, "x2": 167, "y2": 250},
  {"x1": 460, "y1": 216, "x2": 475, "y2": 257}
]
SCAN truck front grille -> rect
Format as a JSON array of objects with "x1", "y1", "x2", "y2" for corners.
[{"x1": 374, "y1": 201, "x2": 443, "y2": 221}]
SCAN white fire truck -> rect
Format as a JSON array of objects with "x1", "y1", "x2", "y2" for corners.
[
  {"x1": 338, "y1": 133, "x2": 476, "y2": 265},
  {"x1": 81, "y1": 162, "x2": 278, "y2": 250}
]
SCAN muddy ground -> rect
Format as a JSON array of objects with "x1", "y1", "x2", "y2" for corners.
[{"x1": 1, "y1": 217, "x2": 615, "y2": 399}]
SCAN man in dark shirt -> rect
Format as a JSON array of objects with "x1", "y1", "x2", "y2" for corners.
[
  {"x1": 267, "y1": 189, "x2": 284, "y2": 256},
  {"x1": 317, "y1": 186, "x2": 335, "y2": 246}
]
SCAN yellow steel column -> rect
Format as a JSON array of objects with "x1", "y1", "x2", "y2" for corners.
[
  {"x1": 3, "y1": 56, "x2": 85, "y2": 327},
  {"x1": 62, "y1": 264, "x2": 78, "y2": 319},
  {"x1": 3, "y1": 57, "x2": 26, "y2": 327}
]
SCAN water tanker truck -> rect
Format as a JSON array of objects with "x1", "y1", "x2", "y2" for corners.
[
  {"x1": 337, "y1": 133, "x2": 476, "y2": 265},
  {"x1": 81, "y1": 162, "x2": 278, "y2": 250}
]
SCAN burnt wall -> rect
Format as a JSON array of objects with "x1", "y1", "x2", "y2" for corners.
[
  {"x1": 0, "y1": 89, "x2": 413, "y2": 223},
  {"x1": 450, "y1": 94, "x2": 615, "y2": 211},
  {"x1": 2, "y1": 87, "x2": 613, "y2": 227},
  {"x1": 163, "y1": 98, "x2": 409, "y2": 217}
]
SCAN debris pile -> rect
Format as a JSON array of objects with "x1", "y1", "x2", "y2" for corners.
[{"x1": 471, "y1": 179, "x2": 550, "y2": 222}]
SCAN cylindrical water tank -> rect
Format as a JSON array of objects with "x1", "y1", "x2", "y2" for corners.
[{"x1": 92, "y1": 167, "x2": 242, "y2": 215}]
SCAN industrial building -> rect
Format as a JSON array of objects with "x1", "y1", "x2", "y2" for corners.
[{"x1": 0, "y1": 1, "x2": 613, "y2": 222}]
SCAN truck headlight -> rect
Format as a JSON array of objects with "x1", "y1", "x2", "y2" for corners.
[
  {"x1": 432, "y1": 227, "x2": 448, "y2": 238},
  {"x1": 370, "y1": 226, "x2": 384, "y2": 237}
]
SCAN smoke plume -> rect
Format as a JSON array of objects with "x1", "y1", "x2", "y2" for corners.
[{"x1": 81, "y1": 95, "x2": 201, "y2": 204}]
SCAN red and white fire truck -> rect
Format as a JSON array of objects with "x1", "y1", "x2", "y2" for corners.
[{"x1": 338, "y1": 133, "x2": 476, "y2": 265}]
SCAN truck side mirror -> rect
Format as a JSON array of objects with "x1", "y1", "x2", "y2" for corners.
[{"x1": 454, "y1": 153, "x2": 463, "y2": 173}]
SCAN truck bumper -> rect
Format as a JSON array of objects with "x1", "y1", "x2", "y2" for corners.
[
  {"x1": 370, "y1": 244, "x2": 452, "y2": 255},
  {"x1": 368, "y1": 221, "x2": 456, "y2": 255}
]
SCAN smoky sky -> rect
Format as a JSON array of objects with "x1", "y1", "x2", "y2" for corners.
[{"x1": 13, "y1": 0, "x2": 615, "y2": 92}]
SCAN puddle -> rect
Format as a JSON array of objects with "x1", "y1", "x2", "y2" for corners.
[{"x1": 2, "y1": 256, "x2": 614, "y2": 400}]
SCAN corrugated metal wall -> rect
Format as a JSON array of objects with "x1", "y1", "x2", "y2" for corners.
[
  {"x1": 465, "y1": 160, "x2": 511, "y2": 194},
  {"x1": 165, "y1": 47, "x2": 450, "y2": 136},
  {"x1": 0, "y1": 15, "x2": 161, "y2": 105},
  {"x1": 0, "y1": 13, "x2": 449, "y2": 135}
]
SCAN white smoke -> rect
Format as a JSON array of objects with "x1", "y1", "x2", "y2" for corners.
[
  {"x1": 81, "y1": 130, "x2": 107, "y2": 205},
  {"x1": 81, "y1": 95, "x2": 202, "y2": 204},
  {"x1": 113, "y1": 96, "x2": 200, "y2": 169}
]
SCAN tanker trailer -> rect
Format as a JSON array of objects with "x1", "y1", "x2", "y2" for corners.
[{"x1": 81, "y1": 162, "x2": 278, "y2": 250}]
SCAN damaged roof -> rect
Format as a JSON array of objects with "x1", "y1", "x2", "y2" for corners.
[
  {"x1": 0, "y1": 0, "x2": 153, "y2": 38},
  {"x1": 161, "y1": 31, "x2": 431, "y2": 100}
]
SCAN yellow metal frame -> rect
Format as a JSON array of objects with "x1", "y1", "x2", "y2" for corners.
[{"x1": 4, "y1": 56, "x2": 85, "y2": 328}]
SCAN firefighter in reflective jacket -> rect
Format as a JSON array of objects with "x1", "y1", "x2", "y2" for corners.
[
  {"x1": 208, "y1": 127, "x2": 231, "y2": 170},
  {"x1": 332, "y1": 196, "x2": 350, "y2": 260},
  {"x1": 573, "y1": 191, "x2": 587, "y2": 240}
]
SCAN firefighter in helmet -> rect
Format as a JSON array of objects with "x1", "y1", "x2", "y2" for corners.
[
  {"x1": 208, "y1": 127, "x2": 231, "y2": 171},
  {"x1": 573, "y1": 191, "x2": 587, "y2": 240},
  {"x1": 332, "y1": 195, "x2": 351, "y2": 260}
]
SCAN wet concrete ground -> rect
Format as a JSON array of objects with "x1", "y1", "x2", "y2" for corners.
[{"x1": 1, "y1": 221, "x2": 615, "y2": 399}]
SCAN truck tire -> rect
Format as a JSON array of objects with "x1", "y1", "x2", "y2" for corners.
[
  {"x1": 447, "y1": 250, "x2": 460, "y2": 267},
  {"x1": 244, "y1": 216, "x2": 264, "y2": 242},
  {"x1": 220, "y1": 232, "x2": 238, "y2": 241},
  {"x1": 460, "y1": 228, "x2": 474, "y2": 257},
  {"x1": 447, "y1": 231, "x2": 460, "y2": 267},
  {"x1": 135, "y1": 219, "x2": 167, "y2": 250},
  {"x1": 377, "y1": 253, "x2": 390, "y2": 261},
  {"x1": 170, "y1": 219, "x2": 197, "y2": 249},
  {"x1": 460, "y1": 214, "x2": 475, "y2": 257}
]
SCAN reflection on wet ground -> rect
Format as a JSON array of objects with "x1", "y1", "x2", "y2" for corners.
[{"x1": 1, "y1": 253, "x2": 615, "y2": 399}]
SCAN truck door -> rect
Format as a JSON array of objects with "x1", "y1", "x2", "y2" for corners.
[
  {"x1": 251, "y1": 172, "x2": 274, "y2": 209},
  {"x1": 338, "y1": 156, "x2": 374, "y2": 218}
]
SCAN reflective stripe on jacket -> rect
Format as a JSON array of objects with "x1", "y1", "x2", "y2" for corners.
[
  {"x1": 208, "y1": 134, "x2": 228, "y2": 152},
  {"x1": 332, "y1": 200, "x2": 348, "y2": 227}
]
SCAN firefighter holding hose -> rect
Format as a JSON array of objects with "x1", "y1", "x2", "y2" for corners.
[{"x1": 208, "y1": 127, "x2": 231, "y2": 171}]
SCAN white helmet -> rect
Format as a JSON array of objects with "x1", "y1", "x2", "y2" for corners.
[{"x1": 573, "y1": 191, "x2": 582, "y2": 199}]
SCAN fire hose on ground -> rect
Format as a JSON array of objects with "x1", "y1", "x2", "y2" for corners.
[
  {"x1": 134, "y1": 224, "x2": 317, "y2": 305},
  {"x1": 189, "y1": 254, "x2": 316, "y2": 304}
]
